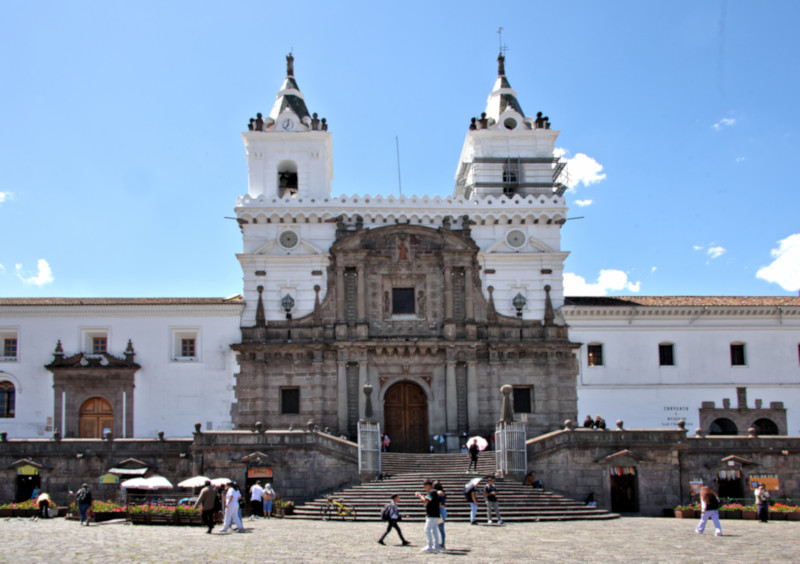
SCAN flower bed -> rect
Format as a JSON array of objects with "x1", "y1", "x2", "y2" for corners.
[{"x1": 127, "y1": 504, "x2": 202, "y2": 526}]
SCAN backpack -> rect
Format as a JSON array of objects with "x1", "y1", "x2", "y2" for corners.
[
  {"x1": 380, "y1": 503, "x2": 392, "y2": 521},
  {"x1": 76, "y1": 489, "x2": 90, "y2": 504}
]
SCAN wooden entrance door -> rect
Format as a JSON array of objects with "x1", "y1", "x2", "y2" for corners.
[
  {"x1": 383, "y1": 381, "x2": 428, "y2": 453},
  {"x1": 79, "y1": 397, "x2": 114, "y2": 438}
]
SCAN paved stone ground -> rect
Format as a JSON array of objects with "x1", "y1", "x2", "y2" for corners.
[{"x1": 2, "y1": 516, "x2": 799, "y2": 563}]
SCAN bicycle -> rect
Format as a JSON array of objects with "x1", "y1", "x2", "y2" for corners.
[{"x1": 321, "y1": 496, "x2": 357, "y2": 521}]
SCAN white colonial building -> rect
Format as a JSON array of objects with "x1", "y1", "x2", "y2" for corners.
[{"x1": 0, "y1": 53, "x2": 798, "y2": 448}]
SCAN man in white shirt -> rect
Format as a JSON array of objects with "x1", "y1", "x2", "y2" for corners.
[{"x1": 249, "y1": 481, "x2": 264, "y2": 519}]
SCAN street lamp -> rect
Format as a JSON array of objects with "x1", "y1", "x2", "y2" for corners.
[
  {"x1": 281, "y1": 294, "x2": 295, "y2": 320},
  {"x1": 512, "y1": 292, "x2": 527, "y2": 319},
  {"x1": 281, "y1": 293, "x2": 295, "y2": 341}
]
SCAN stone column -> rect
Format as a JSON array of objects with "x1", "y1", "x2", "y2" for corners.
[
  {"x1": 357, "y1": 268, "x2": 366, "y2": 320},
  {"x1": 446, "y1": 361, "x2": 458, "y2": 432},
  {"x1": 465, "y1": 267, "x2": 475, "y2": 320},
  {"x1": 336, "y1": 267, "x2": 345, "y2": 319},
  {"x1": 443, "y1": 266, "x2": 454, "y2": 319},
  {"x1": 337, "y1": 361, "x2": 348, "y2": 433},
  {"x1": 467, "y1": 361, "x2": 479, "y2": 431}
]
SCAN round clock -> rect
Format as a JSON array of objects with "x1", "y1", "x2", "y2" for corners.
[
  {"x1": 506, "y1": 229, "x2": 526, "y2": 249},
  {"x1": 279, "y1": 230, "x2": 299, "y2": 249},
  {"x1": 280, "y1": 118, "x2": 296, "y2": 131}
]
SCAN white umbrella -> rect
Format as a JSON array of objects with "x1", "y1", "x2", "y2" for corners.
[
  {"x1": 464, "y1": 477, "x2": 482, "y2": 494},
  {"x1": 211, "y1": 477, "x2": 231, "y2": 487},
  {"x1": 177, "y1": 475, "x2": 210, "y2": 488},
  {"x1": 467, "y1": 436, "x2": 489, "y2": 451},
  {"x1": 121, "y1": 475, "x2": 173, "y2": 490}
]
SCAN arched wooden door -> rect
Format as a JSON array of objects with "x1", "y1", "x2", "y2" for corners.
[
  {"x1": 383, "y1": 381, "x2": 428, "y2": 453},
  {"x1": 79, "y1": 397, "x2": 114, "y2": 438}
]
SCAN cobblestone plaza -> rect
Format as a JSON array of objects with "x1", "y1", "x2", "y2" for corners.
[{"x1": 2, "y1": 517, "x2": 798, "y2": 563}]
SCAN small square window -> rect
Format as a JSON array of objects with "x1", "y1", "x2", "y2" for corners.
[
  {"x1": 281, "y1": 388, "x2": 300, "y2": 415},
  {"x1": 181, "y1": 338, "x2": 196, "y2": 358},
  {"x1": 93, "y1": 337, "x2": 107, "y2": 354},
  {"x1": 392, "y1": 288, "x2": 415, "y2": 315},
  {"x1": 730, "y1": 344, "x2": 746, "y2": 366},
  {"x1": 659, "y1": 344, "x2": 674, "y2": 366},
  {"x1": 3, "y1": 338, "x2": 17, "y2": 358},
  {"x1": 513, "y1": 387, "x2": 532, "y2": 413},
  {"x1": 587, "y1": 344, "x2": 603, "y2": 367}
]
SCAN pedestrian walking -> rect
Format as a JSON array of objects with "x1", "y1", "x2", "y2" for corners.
[
  {"x1": 415, "y1": 479, "x2": 441, "y2": 553},
  {"x1": 484, "y1": 477, "x2": 503, "y2": 524},
  {"x1": 249, "y1": 481, "x2": 264, "y2": 519},
  {"x1": 695, "y1": 486, "x2": 723, "y2": 536},
  {"x1": 75, "y1": 483, "x2": 93, "y2": 526},
  {"x1": 468, "y1": 440, "x2": 479, "y2": 473},
  {"x1": 377, "y1": 494, "x2": 410, "y2": 546},
  {"x1": 465, "y1": 480, "x2": 479, "y2": 525},
  {"x1": 263, "y1": 483, "x2": 275, "y2": 518},
  {"x1": 195, "y1": 480, "x2": 218, "y2": 534},
  {"x1": 755, "y1": 483, "x2": 770, "y2": 523},
  {"x1": 434, "y1": 481, "x2": 447, "y2": 550},
  {"x1": 221, "y1": 481, "x2": 244, "y2": 533}
]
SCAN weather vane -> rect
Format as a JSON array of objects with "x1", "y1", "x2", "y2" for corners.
[{"x1": 497, "y1": 27, "x2": 508, "y2": 55}]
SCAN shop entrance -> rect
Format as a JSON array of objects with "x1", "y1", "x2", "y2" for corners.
[
  {"x1": 16, "y1": 470, "x2": 40, "y2": 502},
  {"x1": 610, "y1": 469, "x2": 639, "y2": 513},
  {"x1": 383, "y1": 381, "x2": 428, "y2": 453},
  {"x1": 80, "y1": 397, "x2": 114, "y2": 438}
]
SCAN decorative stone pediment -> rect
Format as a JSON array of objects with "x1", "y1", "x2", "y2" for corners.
[
  {"x1": 597, "y1": 449, "x2": 645, "y2": 465},
  {"x1": 239, "y1": 452, "x2": 271, "y2": 466},
  {"x1": 719, "y1": 455, "x2": 757, "y2": 467},
  {"x1": 46, "y1": 352, "x2": 140, "y2": 370},
  {"x1": 331, "y1": 224, "x2": 478, "y2": 254}
]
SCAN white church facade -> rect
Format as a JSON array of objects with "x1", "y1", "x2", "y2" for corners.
[{"x1": 1, "y1": 54, "x2": 798, "y2": 449}]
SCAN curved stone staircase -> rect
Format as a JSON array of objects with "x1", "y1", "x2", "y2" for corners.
[{"x1": 291, "y1": 452, "x2": 618, "y2": 522}]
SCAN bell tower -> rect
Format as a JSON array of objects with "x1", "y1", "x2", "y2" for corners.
[
  {"x1": 454, "y1": 52, "x2": 567, "y2": 199},
  {"x1": 242, "y1": 53, "x2": 333, "y2": 200}
]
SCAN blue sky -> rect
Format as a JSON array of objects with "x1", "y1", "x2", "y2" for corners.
[{"x1": 1, "y1": 0, "x2": 798, "y2": 298}]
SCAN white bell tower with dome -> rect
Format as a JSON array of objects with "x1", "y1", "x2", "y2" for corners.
[{"x1": 242, "y1": 53, "x2": 333, "y2": 200}]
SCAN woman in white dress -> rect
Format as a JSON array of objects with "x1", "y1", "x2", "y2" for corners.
[{"x1": 221, "y1": 482, "x2": 244, "y2": 533}]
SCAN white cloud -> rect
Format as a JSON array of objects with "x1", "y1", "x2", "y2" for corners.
[
  {"x1": 736, "y1": 156, "x2": 746, "y2": 162},
  {"x1": 0, "y1": 191, "x2": 12, "y2": 204},
  {"x1": 564, "y1": 269, "x2": 641, "y2": 296},
  {"x1": 574, "y1": 199, "x2": 593, "y2": 207},
  {"x1": 692, "y1": 245, "x2": 704, "y2": 251},
  {"x1": 707, "y1": 246, "x2": 726, "y2": 259},
  {"x1": 650, "y1": 266, "x2": 657, "y2": 274},
  {"x1": 15, "y1": 259, "x2": 54, "y2": 286},
  {"x1": 712, "y1": 117, "x2": 736, "y2": 131},
  {"x1": 554, "y1": 148, "x2": 607, "y2": 190},
  {"x1": 756, "y1": 233, "x2": 800, "y2": 292}
]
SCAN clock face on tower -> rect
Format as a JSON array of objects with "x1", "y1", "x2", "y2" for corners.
[
  {"x1": 506, "y1": 229, "x2": 526, "y2": 249},
  {"x1": 279, "y1": 230, "x2": 299, "y2": 249},
  {"x1": 279, "y1": 118, "x2": 296, "y2": 131}
]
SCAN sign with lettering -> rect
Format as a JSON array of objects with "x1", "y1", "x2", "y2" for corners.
[
  {"x1": 247, "y1": 467, "x2": 272, "y2": 479},
  {"x1": 99, "y1": 473, "x2": 120, "y2": 484},
  {"x1": 749, "y1": 474, "x2": 779, "y2": 491},
  {"x1": 661, "y1": 405, "x2": 694, "y2": 429},
  {"x1": 17, "y1": 464, "x2": 39, "y2": 476}
]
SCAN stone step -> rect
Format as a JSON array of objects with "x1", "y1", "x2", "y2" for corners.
[{"x1": 291, "y1": 452, "x2": 618, "y2": 522}]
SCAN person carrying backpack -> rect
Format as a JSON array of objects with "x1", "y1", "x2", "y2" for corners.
[
  {"x1": 378, "y1": 494, "x2": 409, "y2": 546},
  {"x1": 76, "y1": 483, "x2": 93, "y2": 526}
]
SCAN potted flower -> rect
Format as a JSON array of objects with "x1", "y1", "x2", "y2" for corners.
[
  {"x1": 674, "y1": 504, "x2": 698, "y2": 518},
  {"x1": 719, "y1": 503, "x2": 744, "y2": 519},
  {"x1": 769, "y1": 503, "x2": 796, "y2": 521},
  {"x1": 283, "y1": 500, "x2": 295, "y2": 516}
]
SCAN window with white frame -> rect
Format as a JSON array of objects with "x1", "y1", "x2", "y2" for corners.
[
  {"x1": 171, "y1": 328, "x2": 200, "y2": 361},
  {"x1": 587, "y1": 343, "x2": 604, "y2": 367},
  {"x1": 0, "y1": 330, "x2": 18, "y2": 361},
  {"x1": 82, "y1": 329, "x2": 109, "y2": 356}
]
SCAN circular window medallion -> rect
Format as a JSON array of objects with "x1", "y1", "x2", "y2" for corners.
[
  {"x1": 506, "y1": 229, "x2": 526, "y2": 249},
  {"x1": 504, "y1": 117, "x2": 517, "y2": 130},
  {"x1": 279, "y1": 230, "x2": 299, "y2": 249}
]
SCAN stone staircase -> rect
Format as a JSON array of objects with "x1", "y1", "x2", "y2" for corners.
[{"x1": 291, "y1": 452, "x2": 618, "y2": 522}]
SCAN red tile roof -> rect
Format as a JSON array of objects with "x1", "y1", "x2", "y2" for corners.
[
  {"x1": 0, "y1": 297, "x2": 243, "y2": 306},
  {"x1": 564, "y1": 296, "x2": 800, "y2": 307}
]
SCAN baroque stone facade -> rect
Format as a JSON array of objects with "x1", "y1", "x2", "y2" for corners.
[{"x1": 232, "y1": 224, "x2": 578, "y2": 451}]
